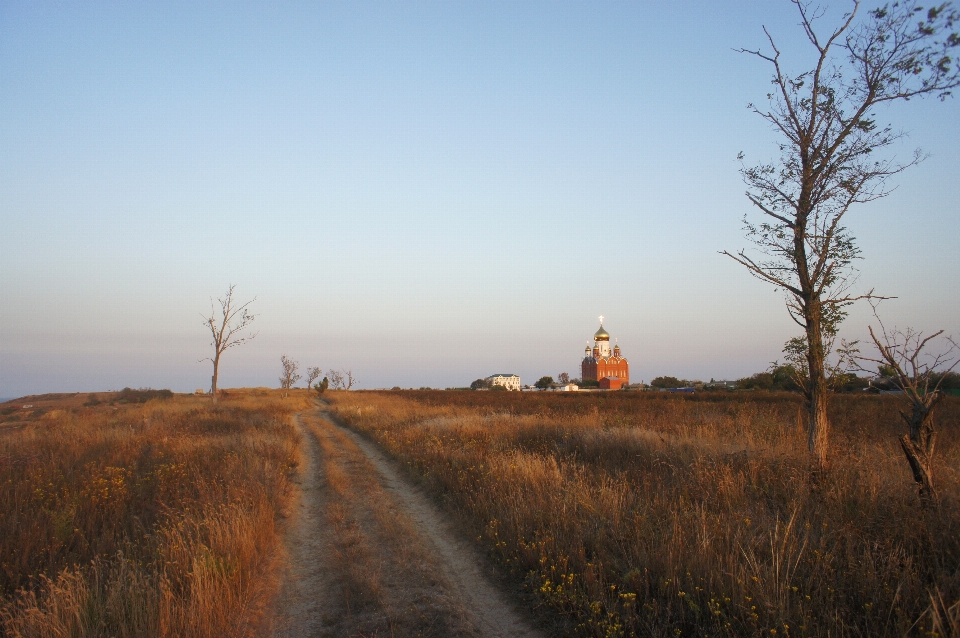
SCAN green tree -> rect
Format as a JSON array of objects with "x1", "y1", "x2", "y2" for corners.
[
  {"x1": 723, "y1": 1, "x2": 960, "y2": 465},
  {"x1": 314, "y1": 377, "x2": 329, "y2": 395},
  {"x1": 535, "y1": 376, "x2": 554, "y2": 390},
  {"x1": 470, "y1": 378, "x2": 491, "y2": 390},
  {"x1": 737, "y1": 372, "x2": 776, "y2": 390},
  {"x1": 651, "y1": 376, "x2": 684, "y2": 389}
]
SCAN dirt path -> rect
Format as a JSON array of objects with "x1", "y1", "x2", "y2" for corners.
[
  {"x1": 270, "y1": 413, "x2": 336, "y2": 637},
  {"x1": 270, "y1": 406, "x2": 541, "y2": 638}
]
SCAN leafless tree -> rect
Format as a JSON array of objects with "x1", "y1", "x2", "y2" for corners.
[
  {"x1": 306, "y1": 366, "x2": 321, "y2": 390},
  {"x1": 558, "y1": 372, "x2": 570, "y2": 385},
  {"x1": 279, "y1": 355, "x2": 301, "y2": 395},
  {"x1": 344, "y1": 370, "x2": 356, "y2": 390},
  {"x1": 200, "y1": 285, "x2": 257, "y2": 403},
  {"x1": 327, "y1": 369, "x2": 345, "y2": 391},
  {"x1": 854, "y1": 314, "x2": 958, "y2": 507},
  {"x1": 723, "y1": 1, "x2": 959, "y2": 465}
]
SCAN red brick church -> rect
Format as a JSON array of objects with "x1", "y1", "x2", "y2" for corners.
[{"x1": 581, "y1": 317, "x2": 630, "y2": 389}]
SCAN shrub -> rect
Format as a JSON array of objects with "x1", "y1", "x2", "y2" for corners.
[
  {"x1": 314, "y1": 377, "x2": 329, "y2": 395},
  {"x1": 116, "y1": 388, "x2": 174, "y2": 404}
]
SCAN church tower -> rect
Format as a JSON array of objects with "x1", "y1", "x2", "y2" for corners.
[
  {"x1": 581, "y1": 316, "x2": 630, "y2": 387},
  {"x1": 594, "y1": 324, "x2": 611, "y2": 357}
]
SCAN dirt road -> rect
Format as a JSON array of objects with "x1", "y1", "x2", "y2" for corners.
[{"x1": 270, "y1": 406, "x2": 541, "y2": 638}]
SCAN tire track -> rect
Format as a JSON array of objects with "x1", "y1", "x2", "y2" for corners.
[
  {"x1": 272, "y1": 406, "x2": 540, "y2": 637},
  {"x1": 317, "y1": 407, "x2": 542, "y2": 638},
  {"x1": 270, "y1": 413, "x2": 338, "y2": 637}
]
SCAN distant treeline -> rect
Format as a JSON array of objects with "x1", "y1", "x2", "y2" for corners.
[
  {"x1": 115, "y1": 388, "x2": 174, "y2": 404},
  {"x1": 735, "y1": 369, "x2": 960, "y2": 393},
  {"x1": 648, "y1": 370, "x2": 960, "y2": 394}
]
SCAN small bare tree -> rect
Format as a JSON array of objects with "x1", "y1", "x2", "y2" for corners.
[
  {"x1": 279, "y1": 355, "x2": 301, "y2": 396},
  {"x1": 306, "y1": 366, "x2": 321, "y2": 390},
  {"x1": 856, "y1": 316, "x2": 958, "y2": 507},
  {"x1": 327, "y1": 369, "x2": 345, "y2": 390},
  {"x1": 344, "y1": 370, "x2": 356, "y2": 390},
  {"x1": 558, "y1": 372, "x2": 570, "y2": 385},
  {"x1": 201, "y1": 285, "x2": 257, "y2": 403}
]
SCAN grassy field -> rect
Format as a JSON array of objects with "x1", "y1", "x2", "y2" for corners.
[
  {"x1": 0, "y1": 389, "x2": 310, "y2": 638},
  {"x1": 327, "y1": 390, "x2": 960, "y2": 637}
]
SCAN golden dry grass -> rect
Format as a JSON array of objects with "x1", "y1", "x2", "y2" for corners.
[
  {"x1": 0, "y1": 389, "x2": 312, "y2": 638},
  {"x1": 327, "y1": 390, "x2": 960, "y2": 637}
]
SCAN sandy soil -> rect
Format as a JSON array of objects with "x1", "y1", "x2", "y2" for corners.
[{"x1": 270, "y1": 405, "x2": 541, "y2": 638}]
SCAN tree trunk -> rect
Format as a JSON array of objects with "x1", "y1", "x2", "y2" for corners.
[
  {"x1": 807, "y1": 375, "x2": 830, "y2": 466},
  {"x1": 211, "y1": 353, "x2": 220, "y2": 404},
  {"x1": 899, "y1": 434, "x2": 937, "y2": 506},
  {"x1": 804, "y1": 300, "x2": 830, "y2": 466},
  {"x1": 901, "y1": 405, "x2": 938, "y2": 508}
]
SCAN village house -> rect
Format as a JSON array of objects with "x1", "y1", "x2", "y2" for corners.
[{"x1": 486, "y1": 374, "x2": 521, "y2": 391}]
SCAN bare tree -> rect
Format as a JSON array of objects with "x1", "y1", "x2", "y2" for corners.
[
  {"x1": 201, "y1": 285, "x2": 257, "y2": 403},
  {"x1": 279, "y1": 355, "x2": 301, "y2": 395},
  {"x1": 723, "y1": 1, "x2": 960, "y2": 465},
  {"x1": 344, "y1": 370, "x2": 356, "y2": 390},
  {"x1": 327, "y1": 369, "x2": 344, "y2": 391},
  {"x1": 306, "y1": 366, "x2": 321, "y2": 390},
  {"x1": 855, "y1": 315, "x2": 958, "y2": 507},
  {"x1": 558, "y1": 372, "x2": 570, "y2": 385}
]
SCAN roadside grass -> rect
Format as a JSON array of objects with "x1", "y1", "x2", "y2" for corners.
[
  {"x1": 0, "y1": 389, "x2": 311, "y2": 638},
  {"x1": 327, "y1": 390, "x2": 960, "y2": 637}
]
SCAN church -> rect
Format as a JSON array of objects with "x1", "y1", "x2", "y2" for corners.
[{"x1": 581, "y1": 317, "x2": 630, "y2": 389}]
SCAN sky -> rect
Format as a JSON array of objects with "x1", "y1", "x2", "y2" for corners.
[{"x1": 1, "y1": 1, "x2": 958, "y2": 396}]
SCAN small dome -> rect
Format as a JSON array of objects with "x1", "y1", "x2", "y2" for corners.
[{"x1": 594, "y1": 325, "x2": 610, "y2": 341}]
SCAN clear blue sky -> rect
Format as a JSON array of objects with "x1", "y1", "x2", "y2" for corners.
[{"x1": 2, "y1": 1, "x2": 958, "y2": 396}]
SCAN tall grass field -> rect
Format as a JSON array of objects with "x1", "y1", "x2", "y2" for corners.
[
  {"x1": 0, "y1": 390, "x2": 309, "y2": 638},
  {"x1": 328, "y1": 390, "x2": 960, "y2": 637}
]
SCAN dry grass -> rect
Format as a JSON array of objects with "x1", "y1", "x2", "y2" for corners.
[
  {"x1": 0, "y1": 389, "x2": 312, "y2": 638},
  {"x1": 327, "y1": 391, "x2": 960, "y2": 637}
]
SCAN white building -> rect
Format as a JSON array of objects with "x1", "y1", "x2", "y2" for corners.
[{"x1": 486, "y1": 374, "x2": 521, "y2": 391}]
